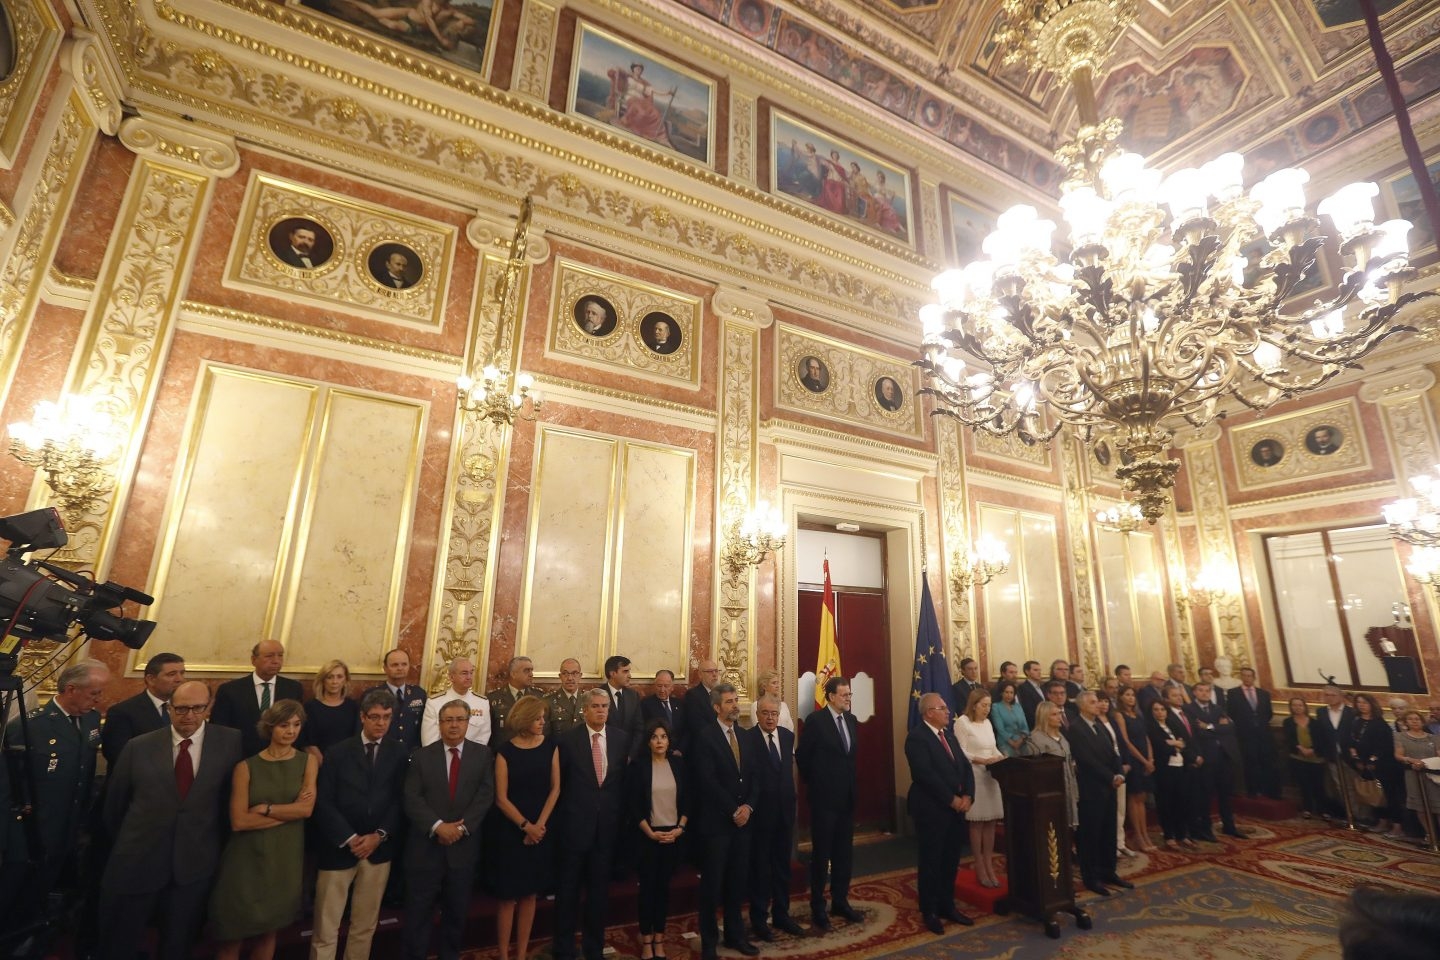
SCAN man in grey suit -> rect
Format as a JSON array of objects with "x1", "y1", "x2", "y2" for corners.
[
  {"x1": 403, "y1": 699, "x2": 495, "y2": 960},
  {"x1": 96, "y1": 680, "x2": 242, "y2": 960}
]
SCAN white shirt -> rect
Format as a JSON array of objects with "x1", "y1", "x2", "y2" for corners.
[
  {"x1": 172, "y1": 720, "x2": 207, "y2": 770},
  {"x1": 421, "y1": 689, "x2": 491, "y2": 747},
  {"x1": 748, "y1": 699, "x2": 794, "y2": 732},
  {"x1": 252, "y1": 672, "x2": 279, "y2": 708},
  {"x1": 146, "y1": 691, "x2": 168, "y2": 718}
]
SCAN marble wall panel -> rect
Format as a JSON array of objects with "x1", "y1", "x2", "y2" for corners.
[
  {"x1": 147, "y1": 366, "x2": 319, "y2": 670},
  {"x1": 285, "y1": 390, "x2": 426, "y2": 671},
  {"x1": 614, "y1": 443, "x2": 695, "y2": 675},
  {"x1": 52, "y1": 134, "x2": 130, "y2": 279},
  {"x1": 0, "y1": 301, "x2": 84, "y2": 516},
  {"x1": 976, "y1": 502, "x2": 1066, "y2": 670}
]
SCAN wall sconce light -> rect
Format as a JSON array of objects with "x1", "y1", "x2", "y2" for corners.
[
  {"x1": 1183, "y1": 560, "x2": 1239, "y2": 608},
  {"x1": 950, "y1": 536, "x2": 1010, "y2": 591},
  {"x1": 7, "y1": 395, "x2": 121, "y2": 519},
  {"x1": 456, "y1": 363, "x2": 541, "y2": 426},
  {"x1": 721, "y1": 500, "x2": 787, "y2": 575},
  {"x1": 1093, "y1": 500, "x2": 1146, "y2": 535},
  {"x1": 1406, "y1": 546, "x2": 1440, "y2": 596}
]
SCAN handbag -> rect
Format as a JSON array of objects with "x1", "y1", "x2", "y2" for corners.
[{"x1": 1354, "y1": 776, "x2": 1384, "y2": 807}]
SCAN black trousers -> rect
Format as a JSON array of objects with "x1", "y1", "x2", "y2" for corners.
[
  {"x1": 95, "y1": 875, "x2": 211, "y2": 960},
  {"x1": 1194, "y1": 755, "x2": 1235, "y2": 835},
  {"x1": 554, "y1": 840, "x2": 616, "y2": 960},
  {"x1": 1289, "y1": 759, "x2": 1326, "y2": 815},
  {"x1": 635, "y1": 831, "x2": 681, "y2": 935},
  {"x1": 748, "y1": 811, "x2": 794, "y2": 926},
  {"x1": 404, "y1": 852, "x2": 477, "y2": 960},
  {"x1": 1239, "y1": 731, "x2": 1280, "y2": 798},
  {"x1": 698, "y1": 828, "x2": 750, "y2": 947},
  {"x1": 1153, "y1": 764, "x2": 1190, "y2": 841},
  {"x1": 808, "y1": 804, "x2": 853, "y2": 913},
  {"x1": 912, "y1": 811, "x2": 963, "y2": 917},
  {"x1": 1076, "y1": 783, "x2": 1117, "y2": 885}
]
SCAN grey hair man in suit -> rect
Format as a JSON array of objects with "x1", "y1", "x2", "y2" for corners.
[
  {"x1": 96, "y1": 680, "x2": 243, "y2": 960},
  {"x1": 403, "y1": 699, "x2": 495, "y2": 960}
]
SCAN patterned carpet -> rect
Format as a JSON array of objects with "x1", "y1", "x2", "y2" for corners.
[{"x1": 458, "y1": 819, "x2": 1440, "y2": 960}]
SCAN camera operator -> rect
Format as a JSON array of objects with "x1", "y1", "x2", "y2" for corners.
[{"x1": 2, "y1": 658, "x2": 109, "y2": 944}]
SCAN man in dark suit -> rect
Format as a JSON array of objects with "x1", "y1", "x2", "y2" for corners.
[
  {"x1": 1017, "y1": 660, "x2": 1045, "y2": 727},
  {"x1": 680, "y1": 659, "x2": 721, "y2": 755},
  {"x1": 795, "y1": 676, "x2": 860, "y2": 930},
  {"x1": 1164, "y1": 663, "x2": 1193, "y2": 705},
  {"x1": 1137, "y1": 670, "x2": 1169, "y2": 714},
  {"x1": 485, "y1": 656, "x2": 543, "y2": 748},
  {"x1": 641, "y1": 669, "x2": 686, "y2": 753},
  {"x1": 693, "y1": 683, "x2": 760, "y2": 958},
  {"x1": 554, "y1": 689, "x2": 629, "y2": 960},
  {"x1": 1045, "y1": 681, "x2": 1078, "y2": 733},
  {"x1": 1226, "y1": 667, "x2": 1279, "y2": 799},
  {"x1": 904, "y1": 693, "x2": 976, "y2": 934},
  {"x1": 1067, "y1": 691, "x2": 1132, "y2": 896},
  {"x1": 990, "y1": 660, "x2": 1019, "y2": 701},
  {"x1": 1316, "y1": 684, "x2": 1356, "y2": 821},
  {"x1": 371, "y1": 647, "x2": 426, "y2": 752},
  {"x1": 1066, "y1": 663, "x2": 1086, "y2": 700},
  {"x1": 603, "y1": 654, "x2": 643, "y2": 757},
  {"x1": 2, "y1": 657, "x2": 108, "y2": 940},
  {"x1": 96, "y1": 680, "x2": 243, "y2": 960},
  {"x1": 747, "y1": 694, "x2": 802, "y2": 939},
  {"x1": 546, "y1": 658, "x2": 586, "y2": 739},
  {"x1": 950, "y1": 658, "x2": 983, "y2": 714},
  {"x1": 210, "y1": 639, "x2": 306, "y2": 756},
  {"x1": 402, "y1": 699, "x2": 495, "y2": 960},
  {"x1": 312, "y1": 688, "x2": 408, "y2": 960},
  {"x1": 101, "y1": 652, "x2": 185, "y2": 766},
  {"x1": 1186, "y1": 681, "x2": 1244, "y2": 838}
]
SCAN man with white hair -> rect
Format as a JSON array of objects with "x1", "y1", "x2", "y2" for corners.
[{"x1": 420, "y1": 657, "x2": 491, "y2": 746}]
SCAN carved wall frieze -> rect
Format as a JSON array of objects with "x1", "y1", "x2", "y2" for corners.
[
  {"x1": 730, "y1": 91, "x2": 756, "y2": 185},
  {"x1": 714, "y1": 321, "x2": 758, "y2": 698},
  {"x1": 974, "y1": 427, "x2": 1052, "y2": 467},
  {"x1": 1182, "y1": 441, "x2": 1251, "y2": 670},
  {"x1": 1228, "y1": 398, "x2": 1370, "y2": 490},
  {"x1": 118, "y1": 116, "x2": 241, "y2": 177},
  {"x1": 1059, "y1": 435, "x2": 1100, "y2": 681},
  {"x1": 1156, "y1": 502, "x2": 1198, "y2": 680},
  {"x1": 774, "y1": 325, "x2": 923, "y2": 438},
  {"x1": 513, "y1": 0, "x2": 558, "y2": 102},
  {"x1": 0, "y1": 0, "x2": 64, "y2": 167},
  {"x1": 65, "y1": 31, "x2": 125, "y2": 135},
  {"x1": 936, "y1": 417, "x2": 974, "y2": 667}
]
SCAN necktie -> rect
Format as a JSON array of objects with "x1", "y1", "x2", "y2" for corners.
[
  {"x1": 768, "y1": 731, "x2": 781, "y2": 768},
  {"x1": 448, "y1": 747, "x2": 460, "y2": 800},
  {"x1": 70, "y1": 715, "x2": 81, "y2": 733},
  {"x1": 663, "y1": 700, "x2": 671, "y2": 718},
  {"x1": 175, "y1": 738, "x2": 194, "y2": 800},
  {"x1": 937, "y1": 729, "x2": 955, "y2": 762},
  {"x1": 161, "y1": 702, "x2": 170, "y2": 721},
  {"x1": 1177, "y1": 711, "x2": 1192, "y2": 735},
  {"x1": 1246, "y1": 687, "x2": 1257, "y2": 710},
  {"x1": 727, "y1": 726, "x2": 741, "y2": 767},
  {"x1": 366, "y1": 741, "x2": 377, "y2": 766},
  {"x1": 592, "y1": 732, "x2": 605, "y2": 786},
  {"x1": 836, "y1": 713, "x2": 849, "y2": 752},
  {"x1": 260, "y1": 682, "x2": 272, "y2": 711},
  {"x1": 611, "y1": 690, "x2": 620, "y2": 718}
]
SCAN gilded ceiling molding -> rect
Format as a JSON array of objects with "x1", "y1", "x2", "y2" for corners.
[
  {"x1": 1359, "y1": 367, "x2": 1440, "y2": 497},
  {"x1": 936, "y1": 416, "x2": 975, "y2": 669},
  {"x1": 1175, "y1": 426, "x2": 1252, "y2": 670},
  {"x1": 0, "y1": 0, "x2": 64, "y2": 167},
  {"x1": 763, "y1": 420, "x2": 936, "y2": 472},
  {"x1": 1059, "y1": 434, "x2": 1101, "y2": 682},
  {"x1": 467, "y1": 204, "x2": 550, "y2": 264},
  {"x1": 711, "y1": 284, "x2": 774, "y2": 329},
  {"x1": 512, "y1": 0, "x2": 558, "y2": 102},
  {"x1": 1224, "y1": 481, "x2": 1397, "y2": 521},
  {"x1": 963, "y1": 466, "x2": 1065, "y2": 501},
  {"x1": 713, "y1": 314, "x2": 760, "y2": 699},
  {"x1": 118, "y1": 114, "x2": 243, "y2": 177},
  {"x1": 66, "y1": 30, "x2": 125, "y2": 135},
  {"x1": 534, "y1": 376, "x2": 717, "y2": 431}
]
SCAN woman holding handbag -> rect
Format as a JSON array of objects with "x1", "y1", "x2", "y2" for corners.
[{"x1": 1343, "y1": 693, "x2": 1404, "y2": 838}]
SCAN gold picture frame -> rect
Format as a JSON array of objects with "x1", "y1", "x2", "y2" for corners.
[
  {"x1": 775, "y1": 323, "x2": 923, "y2": 438},
  {"x1": 1230, "y1": 397, "x2": 1370, "y2": 490}
]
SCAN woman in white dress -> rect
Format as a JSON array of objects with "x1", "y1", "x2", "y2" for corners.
[{"x1": 954, "y1": 689, "x2": 1005, "y2": 887}]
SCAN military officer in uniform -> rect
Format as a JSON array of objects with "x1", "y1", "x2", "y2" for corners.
[
  {"x1": 486, "y1": 656, "x2": 544, "y2": 747},
  {"x1": 546, "y1": 658, "x2": 587, "y2": 738},
  {"x1": 370, "y1": 648, "x2": 426, "y2": 752},
  {"x1": 1, "y1": 658, "x2": 109, "y2": 942}
]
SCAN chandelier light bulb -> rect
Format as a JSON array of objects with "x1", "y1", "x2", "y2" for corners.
[
  {"x1": 1252, "y1": 341, "x2": 1283, "y2": 371},
  {"x1": 515, "y1": 372, "x2": 535, "y2": 391},
  {"x1": 1383, "y1": 498, "x2": 1419, "y2": 526},
  {"x1": 920, "y1": 302, "x2": 947, "y2": 337},
  {"x1": 1317, "y1": 181, "x2": 1379, "y2": 240},
  {"x1": 1407, "y1": 547, "x2": 1440, "y2": 583},
  {"x1": 1160, "y1": 167, "x2": 1208, "y2": 223},
  {"x1": 482, "y1": 364, "x2": 500, "y2": 382},
  {"x1": 1251, "y1": 168, "x2": 1310, "y2": 234},
  {"x1": 1099, "y1": 152, "x2": 1149, "y2": 200},
  {"x1": 1060, "y1": 185, "x2": 1111, "y2": 246},
  {"x1": 1309, "y1": 310, "x2": 1345, "y2": 340},
  {"x1": 1372, "y1": 219, "x2": 1413, "y2": 262},
  {"x1": 1200, "y1": 153, "x2": 1246, "y2": 202}
]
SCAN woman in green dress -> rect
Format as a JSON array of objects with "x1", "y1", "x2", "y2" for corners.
[{"x1": 209, "y1": 699, "x2": 318, "y2": 960}]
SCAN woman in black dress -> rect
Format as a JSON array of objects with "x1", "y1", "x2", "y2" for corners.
[
  {"x1": 626, "y1": 717, "x2": 688, "y2": 959},
  {"x1": 486, "y1": 695, "x2": 560, "y2": 960},
  {"x1": 1343, "y1": 693, "x2": 1404, "y2": 837},
  {"x1": 1115, "y1": 685, "x2": 1157, "y2": 852},
  {"x1": 1147, "y1": 698, "x2": 1194, "y2": 849},
  {"x1": 304, "y1": 659, "x2": 358, "y2": 760}
]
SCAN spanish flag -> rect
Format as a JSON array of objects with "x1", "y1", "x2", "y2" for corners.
[{"x1": 814, "y1": 558, "x2": 841, "y2": 709}]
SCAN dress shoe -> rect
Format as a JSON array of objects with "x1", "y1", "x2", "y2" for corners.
[
  {"x1": 774, "y1": 917, "x2": 806, "y2": 937},
  {"x1": 700, "y1": 946, "x2": 718, "y2": 960},
  {"x1": 831, "y1": 903, "x2": 864, "y2": 923},
  {"x1": 939, "y1": 908, "x2": 974, "y2": 926},
  {"x1": 922, "y1": 914, "x2": 945, "y2": 935},
  {"x1": 1103, "y1": 875, "x2": 1135, "y2": 889},
  {"x1": 810, "y1": 913, "x2": 832, "y2": 933},
  {"x1": 750, "y1": 924, "x2": 775, "y2": 943},
  {"x1": 723, "y1": 940, "x2": 760, "y2": 957},
  {"x1": 1222, "y1": 828, "x2": 1248, "y2": 839},
  {"x1": 1084, "y1": 882, "x2": 1111, "y2": 896},
  {"x1": 1198, "y1": 832, "x2": 1219, "y2": 842}
]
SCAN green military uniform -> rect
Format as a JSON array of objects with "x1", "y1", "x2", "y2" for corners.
[
  {"x1": 486, "y1": 684, "x2": 544, "y2": 746},
  {"x1": 544, "y1": 688, "x2": 586, "y2": 739},
  {"x1": 3, "y1": 700, "x2": 100, "y2": 887}
]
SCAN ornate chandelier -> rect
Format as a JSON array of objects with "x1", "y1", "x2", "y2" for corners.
[
  {"x1": 919, "y1": 0, "x2": 1430, "y2": 522},
  {"x1": 1382, "y1": 464, "x2": 1440, "y2": 546}
]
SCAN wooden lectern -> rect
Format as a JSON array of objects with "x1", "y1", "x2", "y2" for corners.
[{"x1": 988, "y1": 755, "x2": 1091, "y2": 939}]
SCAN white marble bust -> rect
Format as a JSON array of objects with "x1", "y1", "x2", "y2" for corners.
[{"x1": 1211, "y1": 656, "x2": 1241, "y2": 690}]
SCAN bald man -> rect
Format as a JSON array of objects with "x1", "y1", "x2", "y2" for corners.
[
  {"x1": 210, "y1": 640, "x2": 306, "y2": 756},
  {"x1": 681, "y1": 660, "x2": 721, "y2": 756}
]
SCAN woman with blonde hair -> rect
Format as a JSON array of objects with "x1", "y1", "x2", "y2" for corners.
[
  {"x1": 1022, "y1": 701, "x2": 1078, "y2": 829},
  {"x1": 304, "y1": 659, "x2": 358, "y2": 759},
  {"x1": 954, "y1": 689, "x2": 1004, "y2": 887},
  {"x1": 748, "y1": 670, "x2": 794, "y2": 732}
]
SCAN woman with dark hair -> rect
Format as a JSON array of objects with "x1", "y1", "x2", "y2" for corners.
[
  {"x1": 1147, "y1": 697, "x2": 1193, "y2": 850},
  {"x1": 626, "y1": 718, "x2": 688, "y2": 958},
  {"x1": 209, "y1": 699, "x2": 318, "y2": 960},
  {"x1": 1283, "y1": 696, "x2": 1330, "y2": 819},
  {"x1": 1394, "y1": 709, "x2": 1440, "y2": 841},
  {"x1": 989, "y1": 680, "x2": 1027, "y2": 758},
  {"x1": 1114, "y1": 685, "x2": 1157, "y2": 852},
  {"x1": 1340, "y1": 885, "x2": 1440, "y2": 960},
  {"x1": 486, "y1": 695, "x2": 559, "y2": 960},
  {"x1": 1344, "y1": 693, "x2": 1404, "y2": 837}
]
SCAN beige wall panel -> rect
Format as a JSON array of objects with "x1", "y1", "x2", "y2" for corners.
[
  {"x1": 283, "y1": 391, "x2": 425, "y2": 671},
  {"x1": 614, "y1": 444, "x2": 695, "y2": 676},
  {"x1": 779, "y1": 453, "x2": 922, "y2": 505},
  {"x1": 978, "y1": 504, "x2": 1027, "y2": 667},
  {"x1": 1132, "y1": 533, "x2": 1171, "y2": 674},
  {"x1": 1096, "y1": 528, "x2": 1139, "y2": 669},
  {"x1": 521, "y1": 428, "x2": 618, "y2": 674},
  {"x1": 1020, "y1": 512, "x2": 1065, "y2": 665},
  {"x1": 977, "y1": 504, "x2": 1064, "y2": 667},
  {"x1": 148, "y1": 368, "x2": 318, "y2": 671}
]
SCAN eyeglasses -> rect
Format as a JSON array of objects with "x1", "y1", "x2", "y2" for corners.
[{"x1": 171, "y1": 704, "x2": 209, "y2": 715}]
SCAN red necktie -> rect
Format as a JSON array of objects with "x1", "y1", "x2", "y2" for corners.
[
  {"x1": 1177, "y1": 711, "x2": 1192, "y2": 735},
  {"x1": 175, "y1": 738, "x2": 194, "y2": 800},
  {"x1": 448, "y1": 747, "x2": 460, "y2": 800},
  {"x1": 937, "y1": 729, "x2": 955, "y2": 762}
]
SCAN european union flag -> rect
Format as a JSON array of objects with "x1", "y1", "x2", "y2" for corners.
[{"x1": 907, "y1": 573, "x2": 954, "y2": 730}]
